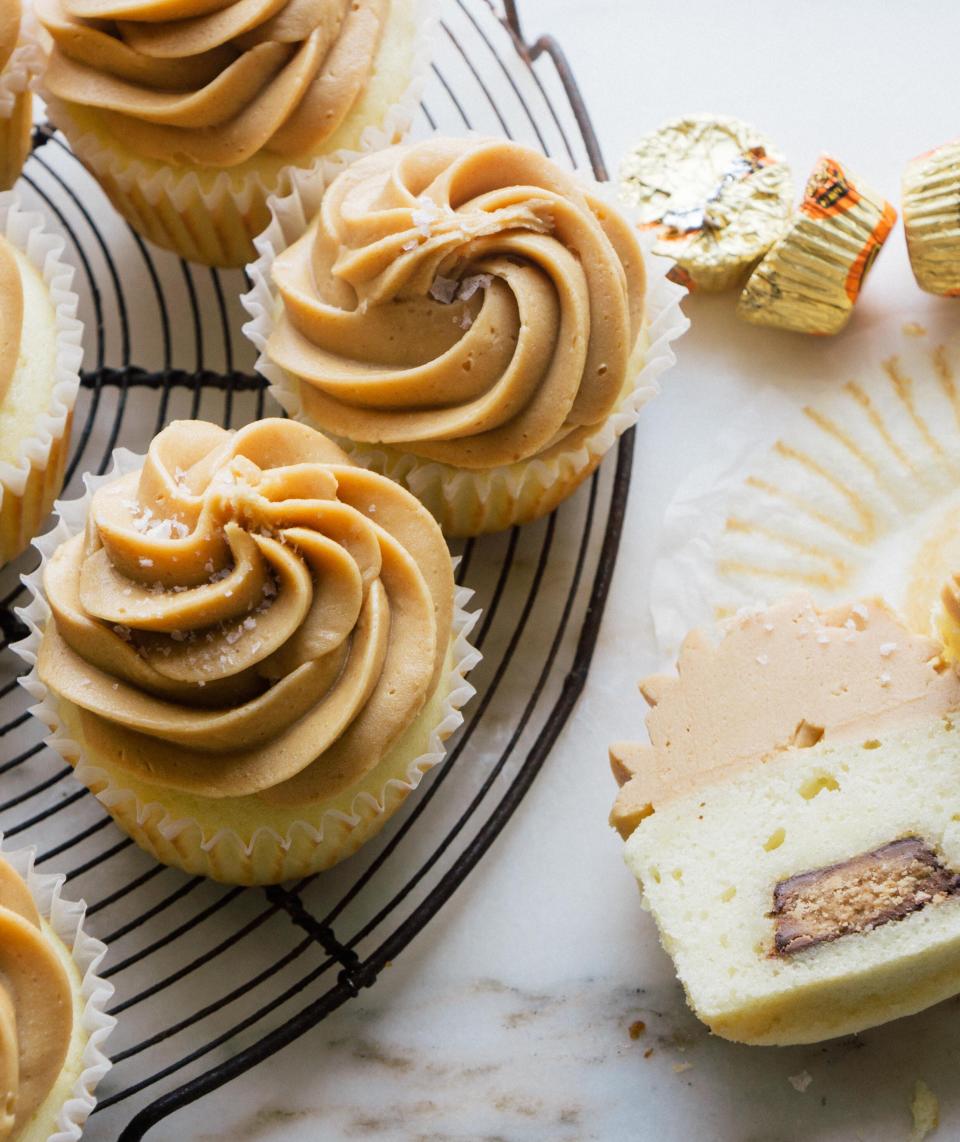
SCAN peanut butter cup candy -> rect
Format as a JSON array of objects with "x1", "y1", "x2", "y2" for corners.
[
  {"x1": 610, "y1": 594, "x2": 960, "y2": 1045},
  {"x1": 19, "y1": 418, "x2": 479, "y2": 885},
  {"x1": 244, "y1": 136, "x2": 688, "y2": 536},
  {"x1": 36, "y1": 0, "x2": 435, "y2": 266}
]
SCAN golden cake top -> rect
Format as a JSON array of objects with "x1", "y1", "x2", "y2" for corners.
[
  {"x1": 38, "y1": 0, "x2": 387, "y2": 167},
  {"x1": 266, "y1": 136, "x2": 647, "y2": 470},
  {"x1": 0, "y1": 856, "x2": 73, "y2": 1139},
  {"x1": 38, "y1": 418, "x2": 455, "y2": 806},
  {"x1": 610, "y1": 594, "x2": 960, "y2": 838}
]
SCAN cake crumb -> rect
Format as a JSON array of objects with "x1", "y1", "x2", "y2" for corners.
[
  {"x1": 903, "y1": 322, "x2": 927, "y2": 337},
  {"x1": 672, "y1": 1062, "x2": 692, "y2": 1074},
  {"x1": 756, "y1": 654, "x2": 769, "y2": 666},
  {"x1": 788, "y1": 1070, "x2": 813, "y2": 1093},
  {"x1": 909, "y1": 1079, "x2": 939, "y2": 1142},
  {"x1": 628, "y1": 1020, "x2": 645, "y2": 1040},
  {"x1": 643, "y1": 1048, "x2": 654, "y2": 1059}
]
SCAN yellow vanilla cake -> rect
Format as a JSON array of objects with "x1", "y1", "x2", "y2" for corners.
[
  {"x1": 26, "y1": 418, "x2": 478, "y2": 884},
  {"x1": 37, "y1": 0, "x2": 430, "y2": 265},
  {"x1": 610, "y1": 594, "x2": 960, "y2": 1046}
]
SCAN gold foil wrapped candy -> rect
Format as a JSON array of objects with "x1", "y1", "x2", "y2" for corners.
[
  {"x1": 903, "y1": 140, "x2": 960, "y2": 296},
  {"x1": 738, "y1": 155, "x2": 896, "y2": 335},
  {"x1": 619, "y1": 114, "x2": 793, "y2": 292}
]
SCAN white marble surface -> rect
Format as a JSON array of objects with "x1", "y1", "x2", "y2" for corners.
[{"x1": 160, "y1": 3, "x2": 960, "y2": 1138}]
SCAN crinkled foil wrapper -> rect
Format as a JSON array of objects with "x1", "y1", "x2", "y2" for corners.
[
  {"x1": 738, "y1": 155, "x2": 896, "y2": 335},
  {"x1": 903, "y1": 140, "x2": 960, "y2": 297},
  {"x1": 619, "y1": 113, "x2": 793, "y2": 292}
]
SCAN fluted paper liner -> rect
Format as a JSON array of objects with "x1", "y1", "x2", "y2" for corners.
[
  {"x1": 15, "y1": 447, "x2": 482, "y2": 885},
  {"x1": 242, "y1": 166, "x2": 689, "y2": 535},
  {"x1": 40, "y1": 0, "x2": 438, "y2": 267},
  {"x1": 649, "y1": 330, "x2": 960, "y2": 658},
  {"x1": 0, "y1": 195, "x2": 84, "y2": 564},
  {"x1": 0, "y1": 836, "x2": 114, "y2": 1141}
]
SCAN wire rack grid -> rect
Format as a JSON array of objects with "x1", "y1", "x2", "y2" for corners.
[{"x1": 0, "y1": 3, "x2": 629, "y2": 1138}]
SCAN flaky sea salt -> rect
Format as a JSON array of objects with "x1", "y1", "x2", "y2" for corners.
[
  {"x1": 756, "y1": 653, "x2": 769, "y2": 666},
  {"x1": 457, "y1": 273, "x2": 492, "y2": 301},
  {"x1": 429, "y1": 274, "x2": 459, "y2": 304},
  {"x1": 879, "y1": 642, "x2": 897, "y2": 657},
  {"x1": 139, "y1": 557, "x2": 153, "y2": 568},
  {"x1": 879, "y1": 672, "x2": 892, "y2": 687}
]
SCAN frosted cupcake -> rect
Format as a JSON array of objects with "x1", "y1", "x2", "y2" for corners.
[
  {"x1": 0, "y1": 196, "x2": 83, "y2": 566},
  {"x1": 0, "y1": 839, "x2": 114, "y2": 1138},
  {"x1": 37, "y1": 0, "x2": 432, "y2": 266},
  {"x1": 246, "y1": 136, "x2": 687, "y2": 536},
  {"x1": 21, "y1": 418, "x2": 479, "y2": 885},
  {"x1": 0, "y1": 0, "x2": 41, "y2": 190}
]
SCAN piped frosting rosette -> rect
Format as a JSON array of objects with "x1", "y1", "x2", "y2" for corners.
[
  {"x1": 0, "y1": 836, "x2": 114, "y2": 1141},
  {"x1": 244, "y1": 136, "x2": 688, "y2": 535},
  {"x1": 18, "y1": 418, "x2": 479, "y2": 885},
  {"x1": 0, "y1": 0, "x2": 42, "y2": 189},
  {"x1": 37, "y1": 0, "x2": 435, "y2": 265}
]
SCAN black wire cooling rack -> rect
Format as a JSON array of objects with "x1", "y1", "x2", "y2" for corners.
[{"x1": 0, "y1": 3, "x2": 629, "y2": 1137}]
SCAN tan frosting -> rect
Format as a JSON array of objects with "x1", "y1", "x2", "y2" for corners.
[
  {"x1": 0, "y1": 235, "x2": 23, "y2": 409},
  {"x1": 0, "y1": 857, "x2": 73, "y2": 1140},
  {"x1": 0, "y1": 0, "x2": 20, "y2": 75},
  {"x1": 38, "y1": 418, "x2": 455, "y2": 806},
  {"x1": 266, "y1": 137, "x2": 647, "y2": 470},
  {"x1": 38, "y1": 0, "x2": 386, "y2": 167},
  {"x1": 610, "y1": 595, "x2": 960, "y2": 838}
]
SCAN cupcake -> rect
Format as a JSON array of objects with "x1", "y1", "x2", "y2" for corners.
[
  {"x1": 244, "y1": 136, "x2": 688, "y2": 536},
  {"x1": 611, "y1": 595, "x2": 960, "y2": 1046},
  {"x1": 36, "y1": 0, "x2": 433, "y2": 267},
  {"x1": 0, "y1": 0, "x2": 41, "y2": 190},
  {"x1": 20, "y1": 418, "x2": 479, "y2": 885},
  {"x1": 0, "y1": 195, "x2": 83, "y2": 566},
  {"x1": 0, "y1": 838, "x2": 114, "y2": 1138}
]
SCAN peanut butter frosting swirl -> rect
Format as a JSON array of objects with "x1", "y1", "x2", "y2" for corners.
[
  {"x1": 0, "y1": 858, "x2": 73, "y2": 1140},
  {"x1": 266, "y1": 137, "x2": 647, "y2": 470},
  {"x1": 0, "y1": 0, "x2": 21, "y2": 75},
  {"x1": 38, "y1": 418, "x2": 455, "y2": 807},
  {"x1": 37, "y1": 0, "x2": 387, "y2": 167}
]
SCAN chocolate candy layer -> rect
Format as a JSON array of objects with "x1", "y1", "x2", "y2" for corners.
[{"x1": 773, "y1": 837, "x2": 960, "y2": 955}]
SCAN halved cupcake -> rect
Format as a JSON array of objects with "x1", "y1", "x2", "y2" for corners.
[
  {"x1": 611, "y1": 595, "x2": 960, "y2": 1045},
  {"x1": 20, "y1": 418, "x2": 479, "y2": 884}
]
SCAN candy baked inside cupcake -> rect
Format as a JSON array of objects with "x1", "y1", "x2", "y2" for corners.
[
  {"x1": 0, "y1": 845, "x2": 113, "y2": 1139},
  {"x1": 37, "y1": 0, "x2": 430, "y2": 266},
  {"x1": 611, "y1": 595, "x2": 960, "y2": 1046},
  {"x1": 27, "y1": 418, "x2": 478, "y2": 885},
  {"x1": 0, "y1": 198, "x2": 83, "y2": 566},
  {"x1": 248, "y1": 136, "x2": 669, "y2": 536}
]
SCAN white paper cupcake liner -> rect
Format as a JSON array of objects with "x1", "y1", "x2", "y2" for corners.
[
  {"x1": 14, "y1": 446, "x2": 482, "y2": 883},
  {"x1": 39, "y1": 0, "x2": 437, "y2": 265},
  {"x1": 0, "y1": 194, "x2": 84, "y2": 561},
  {"x1": 0, "y1": 835, "x2": 114, "y2": 1141},
  {"x1": 649, "y1": 330, "x2": 960, "y2": 659},
  {"x1": 241, "y1": 162, "x2": 689, "y2": 534}
]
